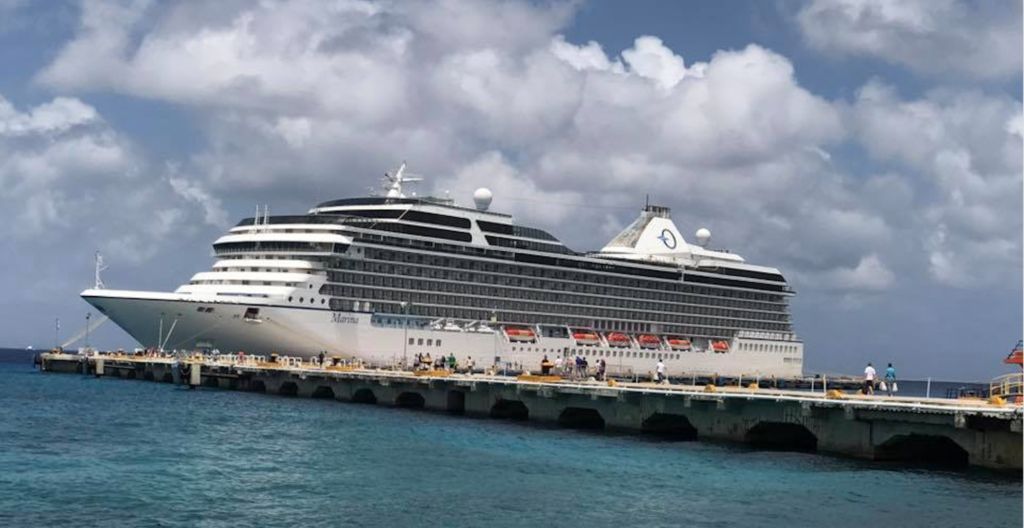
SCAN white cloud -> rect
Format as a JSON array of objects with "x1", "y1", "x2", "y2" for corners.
[
  {"x1": 620, "y1": 36, "x2": 689, "y2": 89},
  {"x1": 549, "y1": 36, "x2": 619, "y2": 72},
  {"x1": 0, "y1": 95, "x2": 99, "y2": 136},
  {"x1": 821, "y1": 254, "x2": 896, "y2": 291},
  {"x1": 796, "y1": 0, "x2": 1023, "y2": 80},
  {"x1": 168, "y1": 169, "x2": 229, "y2": 228},
  {"x1": 0, "y1": 92, "x2": 220, "y2": 276},
  {"x1": 848, "y1": 80, "x2": 1022, "y2": 287},
  {"x1": 30, "y1": 0, "x2": 1019, "y2": 297}
]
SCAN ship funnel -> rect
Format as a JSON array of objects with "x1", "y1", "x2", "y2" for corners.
[{"x1": 600, "y1": 204, "x2": 691, "y2": 258}]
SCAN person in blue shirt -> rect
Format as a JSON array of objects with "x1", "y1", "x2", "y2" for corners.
[{"x1": 885, "y1": 363, "x2": 897, "y2": 396}]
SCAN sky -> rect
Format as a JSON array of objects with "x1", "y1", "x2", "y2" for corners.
[{"x1": 0, "y1": 0, "x2": 1020, "y2": 381}]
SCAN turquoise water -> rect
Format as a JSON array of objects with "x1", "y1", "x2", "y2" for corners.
[{"x1": 0, "y1": 360, "x2": 1020, "y2": 528}]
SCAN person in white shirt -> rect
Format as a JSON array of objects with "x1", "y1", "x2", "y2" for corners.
[
  {"x1": 863, "y1": 363, "x2": 877, "y2": 395},
  {"x1": 656, "y1": 359, "x2": 666, "y2": 383}
]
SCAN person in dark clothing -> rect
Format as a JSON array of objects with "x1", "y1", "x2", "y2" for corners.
[{"x1": 540, "y1": 355, "x2": 553, "y2": 375}]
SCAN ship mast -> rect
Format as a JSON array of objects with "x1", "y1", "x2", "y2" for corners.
[
  {"x1": 382, "y1": 162, "x2": 423, "y2": 198},
  {"x1": 94, "y1": 252, "x2": 108, "y2": 290}
]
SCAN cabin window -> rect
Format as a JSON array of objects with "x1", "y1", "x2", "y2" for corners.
[
  {"x1": 427, "y1": 339, "x2": 433, "y2": 346},
  {"x1": 408, "y1": 338, "x2": 414, "y2": 345},
  {"x1": 417, "y1": 338, "x2": 424, "y2": 346},
  {"x1": 436, "y1": 340, "x2": 442, "y2": 347}
]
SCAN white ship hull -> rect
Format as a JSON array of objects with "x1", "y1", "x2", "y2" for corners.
[{"x1": 82, "y1": 289, "x2": 802, "y2": 378}]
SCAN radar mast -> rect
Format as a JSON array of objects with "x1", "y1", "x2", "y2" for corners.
[{"x1": 382, "y1": 162, "x2": 423, "y2": 198}]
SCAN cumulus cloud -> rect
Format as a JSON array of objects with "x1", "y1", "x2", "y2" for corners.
[
  {"x1": 803, "y1": 254, "x2": 896, "y2": 292},
  {"x1": 796, "y1": 0, "x2": 1023, "y2": 80},
  {"x1": 847, "y1": 80, "x2": 1022, "y2": 287},
  {"x1": 27, "y1": 0, "x2": 1020, "y2": 301},
  {"x1": 168, "y1": 165, "x2": 229, "y2": 228},
  {"x1": 0, "y1": 95, "x2": 99, "y2": 136},
  {"x1": 0, "y1": 92, "x2": 226, "y2": 285}
]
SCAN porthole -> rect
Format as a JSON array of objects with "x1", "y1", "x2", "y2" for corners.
[
  {"x1": 300, "y1": 298, "x2": 304, "y2": 303},
  {"x1": 288, "y1": 297, "x2": 293, "y2": 302},
  {"x1": 310, "y1": 298, "x2": 315, "y2": 304},
  {"x1": 321, "y1": 299, "x2": 325, "y2": 304}
]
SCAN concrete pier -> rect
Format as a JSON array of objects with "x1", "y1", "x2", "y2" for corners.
[{"x1": 38, "y1": 352, "x2": 1023, "y2": 471}]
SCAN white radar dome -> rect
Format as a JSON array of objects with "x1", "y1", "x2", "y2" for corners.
[
  {"x1": 695, "y1": 228, "x2": 711, "y2": 247},
  {"x1": 473, "y1": 187, "x2": 493, "y2": 211}
]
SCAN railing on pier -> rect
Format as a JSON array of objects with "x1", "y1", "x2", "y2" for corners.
[{"x1": 990, "y1": 372, "x2": 1023, "y2": 399}]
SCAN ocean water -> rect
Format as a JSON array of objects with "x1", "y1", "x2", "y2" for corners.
[{"x1": 0, "y1": 357, "x2": 1020, "y2": 527}]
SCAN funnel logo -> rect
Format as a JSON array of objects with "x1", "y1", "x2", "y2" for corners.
[{"x1": 657, "y1": 229, "x2": 677, "y2": 249}]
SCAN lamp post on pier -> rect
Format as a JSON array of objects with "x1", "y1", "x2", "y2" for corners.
[{"x1": 401, "y1": 301, "x2": 410, "y2": 370}]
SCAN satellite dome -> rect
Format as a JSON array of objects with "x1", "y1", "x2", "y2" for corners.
[
  {"x1": 695, "y1": 228, "x2": 711, "y2": 247},
  {"x1": 473, "y1": 187, "x2": 493, "y2": 211}
]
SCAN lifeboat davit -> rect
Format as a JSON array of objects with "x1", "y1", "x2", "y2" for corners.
[
  {"x1": 637, "y1": 334, "x2": 661, "y2": 349},
  {"x1": 666, "y1": 338, "x2": 691, "y2": 351},
  {"x1": 607, "y1": 332, "x2": 631, "y2": 347},
  {"x1": 572, "y1": 331, "x2": 601, "y2": 345},
  {"x1": 504, "y1": 327, "x2": 537, "y2": 342},
  {"x1": 711, "y1": 340, "x2": 730, "y2": 353}
]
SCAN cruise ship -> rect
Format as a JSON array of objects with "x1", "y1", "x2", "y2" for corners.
[{"x1": 81, "y1": 165, "x2": 803, "y2": 377}]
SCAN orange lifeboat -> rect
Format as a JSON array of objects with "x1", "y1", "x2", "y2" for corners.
[
  {"x1": 638, "y1": 334, "x2": 661, "y2": 349},
  {"x1": 607, "y1": 332, "x2": 631, "y2": 348},
  {"x1": 711, "y1": 340, "x2": 730, "y2": 353},
  {"x1": 666, "y1": 338, "x2": 691, "y2": 351},
  {"x1": 504, "y1": 327, "x2": 537, "y2": 343},
  {"x1": 572, "y1": 331, "x2": 600, "y2": 345}
]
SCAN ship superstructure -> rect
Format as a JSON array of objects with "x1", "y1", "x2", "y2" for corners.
[{"x1": 82, "y1": 164, "x2": 803, "y2": 377}]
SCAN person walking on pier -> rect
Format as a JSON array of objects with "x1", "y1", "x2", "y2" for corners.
[
  {"x1": 597, "y1": 359, "x2": 606, "y2": 381},
  {"x1": 656, "y1": 358, "x2": 666, "y2": 384},
  {"x1": 555, "y1": 355, "x2": 563, "y2": 376},
  {"x1": 318, "y1": 351, "x2": 325, "y2": 368},
  {"x1": 885, "y1": 363, "x2": 897, "y2": 396},
  {"x1": 863, "y1": 363, "x2": 877, "y2": 395},
  {"x1": 540, "y1": 355, "x2": 553, "y2": 375}
]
